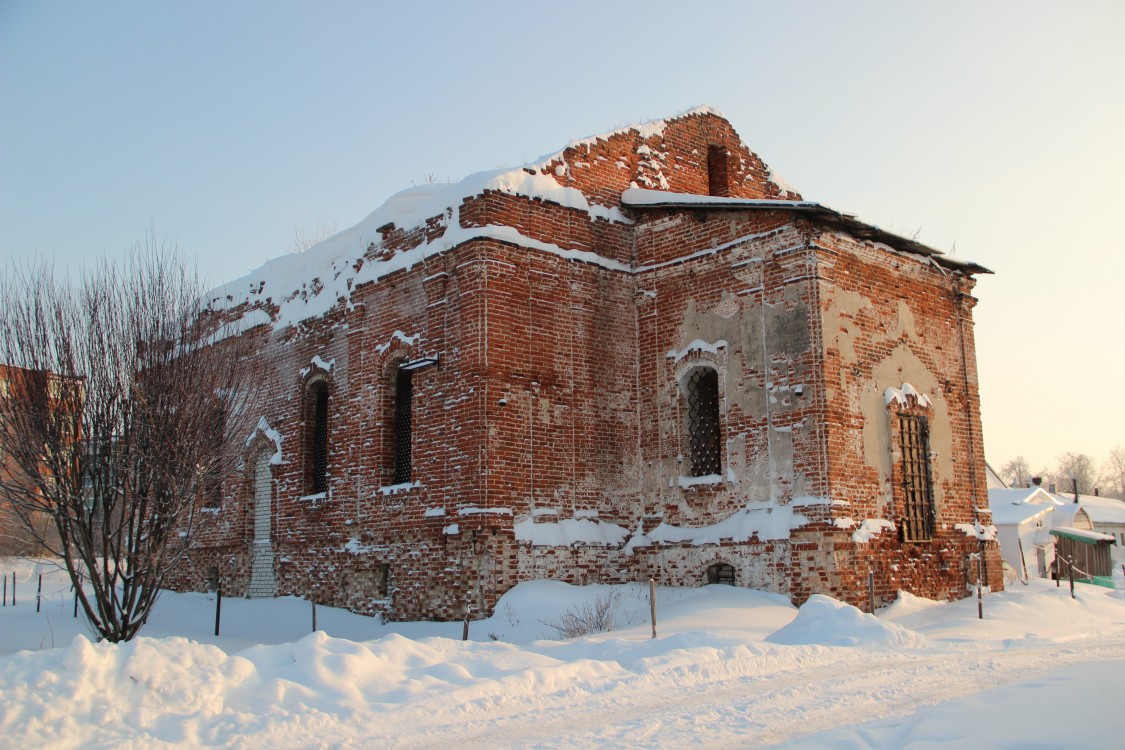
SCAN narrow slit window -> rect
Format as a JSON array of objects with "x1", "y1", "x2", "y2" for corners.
[
  {"x1": 393, "y1": 368, "x2": 412, "y2": 484},
  {"x1": 308, "y1": 381, "x2": 329, "y2": 493},
  {"x1": 685, "y1": 367, "x2": 722, "y2": 477},
  {"x1": 707, "y1": 144, "x2": 730, "y2": 197},
  {"x1": 899, "y1": 414, "x2": 935, "y2": 541}
]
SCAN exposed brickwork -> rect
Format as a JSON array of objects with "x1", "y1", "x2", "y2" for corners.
[{"x1": 168, "y1": 110, "x2": 1001, "y2": 620}]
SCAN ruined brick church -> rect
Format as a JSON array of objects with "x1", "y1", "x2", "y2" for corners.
[{"x1": 174, "y1": 108, "x2": 1003, "y2": 619}]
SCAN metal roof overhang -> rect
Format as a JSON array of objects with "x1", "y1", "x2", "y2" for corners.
[{"x1": 620, "y1": 195, "x2": 993, "y2": 276}]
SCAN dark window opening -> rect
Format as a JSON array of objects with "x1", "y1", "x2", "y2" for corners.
[
  {"x1": 308, "y1": 381, "x2": 329, "y2": 493},
  {"x1": 685, "y1": 367, "x2": 722, "y2": 477},
  {"x1": 899, "y1": 414, "x2": 935, "y2": 541},
  {"x1": 707, "y1": 563, "x2": 736, "y2": 585},
  {"x1": 392, "y1": 368, "x2": 412, "y2": 484},
  {"x1": 707, "y1": 145, "x2": 730, "y2": 197},
  {"x1": 198, "y1": 403, "x2": 226, "y2": 509}
]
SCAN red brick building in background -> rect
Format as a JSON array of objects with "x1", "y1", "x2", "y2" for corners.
[{"x1": 172, "y1": 108, "x2": 1002, "y2": 619}]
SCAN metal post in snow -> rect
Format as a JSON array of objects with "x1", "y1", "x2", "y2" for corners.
[
  {"x1": 37, "y1": 574, "x2": 42, "y2": 613},
  {"x1": 2, "y1": 574, "x2": 6, "y2": 606},
  {"x1": 976, "y1": 555, "x2": 983, "y2": 620},
  {"x1": 868, "y1": 570, "x2": 875, "y2": 613},
  {"x1": 462, "y1": 604, "x2": 471, "y2": 642},
  {"x1": 214, "y1": 581, "x2": 222, "y2": 637},
  {"x1": 311, "y1": 599, "x2": 317, "y2": 632},
  {"x1": 11, "y1": 572, "x2": 14, "y2": 606},
  {"x1": 649, "y1": 579, "x2": 657, "y2": 639},
  {"x1": 1016, "y1": 537, "x2": 1029, "y2": 584},
  {"x1": 1066, "y1": 555, "x2": 1075, "y2": 602}
]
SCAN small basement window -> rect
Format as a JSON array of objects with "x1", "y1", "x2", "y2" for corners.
[{"x1": 707, "y1": 563, "x2": 735, "y2": 585}]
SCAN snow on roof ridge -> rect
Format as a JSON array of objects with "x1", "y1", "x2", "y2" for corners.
[{"x1": 205, "y1": 107, "x2": 743, "y2": 330}]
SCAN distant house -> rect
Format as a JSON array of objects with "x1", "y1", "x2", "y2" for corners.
[
  {"x1": 0, "y1": 365, "x2": 80, "y2": 555},
  {"x1": 988, "y1": 485, "x2": 1061, "y2": 579}
]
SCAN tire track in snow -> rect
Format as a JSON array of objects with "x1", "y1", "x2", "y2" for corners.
[{"x1": 383, "y1": 638, "x2": 1125, "y2": 749}]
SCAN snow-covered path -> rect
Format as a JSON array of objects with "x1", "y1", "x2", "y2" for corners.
[{"x1": 1, "y1": 559, "x2": 1124, "y2": 748}]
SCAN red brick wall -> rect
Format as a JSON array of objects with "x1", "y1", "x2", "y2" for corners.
[{"x1": 170, "y1": 110, "x2": 1000, "y2": 620}]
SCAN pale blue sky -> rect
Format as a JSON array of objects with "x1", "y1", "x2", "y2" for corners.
[{"x1": 2, "y1": 1, "x2": 1123, "y2": 475}]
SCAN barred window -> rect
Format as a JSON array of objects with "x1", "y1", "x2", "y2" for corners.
[
  {"x1": 684, "y1": 366, "x2": 722, "y2": 477},
  {"x1": 899, "y1": 414, "x2": 935, "y2": 541},
  {"x1": 707, "y1": 563, "x2": 735, "y2": 586},
  {"x1": 392, "y1": 368, "x2": 412, "y2": 484},
  {"x1": 307, "y1": 381, "x2": 329, "y2": 493}
]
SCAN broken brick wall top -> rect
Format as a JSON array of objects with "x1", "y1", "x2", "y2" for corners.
[{"x1": 203, "y1": 108, "x2": 800, "y2": 336}]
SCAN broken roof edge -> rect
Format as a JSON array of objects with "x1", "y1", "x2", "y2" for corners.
[{"x1": 620, "y1": 187, "x2": 992, "y2": 276}]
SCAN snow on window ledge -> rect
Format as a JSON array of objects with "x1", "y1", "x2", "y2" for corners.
[
  {"x1": 677, "y1": 474, "x2": 725, "y2": 490},
  {"x1": 956, "y1": 521, "x2": 997, "y2": 541},
  {"x1": 458, "y1": 506, "x2": 513, "y2": 516},
  {"x1": 377, "y1": 481, "x2": 420, "y2": 496},
  {"x1": 849, "y1": 519, "x2": 896, "y2": 543}
]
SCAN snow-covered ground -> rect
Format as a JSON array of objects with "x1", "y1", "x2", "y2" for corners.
[{"x1": 1, "y1": 558, "x2": 1123, "y2": 749}]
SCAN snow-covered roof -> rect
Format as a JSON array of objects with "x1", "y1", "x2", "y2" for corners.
[
  {"x1": 206, "y1": 107, "x2": 782, "y2": 332},
  {"x1": 988, "y1": 487, "x2": 1073, "y2": 526},
  {"x1": 1071, "y1": 494, "x2": 1125, "y2": 525},
  {"x1": 205, "y1": 105, "x2": 986, "y2": 335},
  {"x1": 1049, "y1": 526, "x2": 1117, "y2": 544}
]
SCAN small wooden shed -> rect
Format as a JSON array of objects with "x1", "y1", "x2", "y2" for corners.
[{"x1": 1050, "y1": 527, "x2": 1117, "y2": 584}]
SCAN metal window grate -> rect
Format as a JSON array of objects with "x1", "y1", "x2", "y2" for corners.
[
  {"x1": 686, "y1": 367, "x2": 722, "y2": 477},
  {"x1": 310, "y1": 384, "x2": 329, "y2": 493},
  {"x1": 899, "y1": 414, "x2": 935, "y2": 541},
  {"x1": 393, "y1": 369, "x2": 412, "y2": 484},
  {"x1": 707, "y1": 563, "x2": 736, "y2": 585}
]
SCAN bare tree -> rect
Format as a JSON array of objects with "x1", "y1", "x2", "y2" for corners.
[
  {"x1": 1000, "y1": 456, "x2": 1031, "y2": 488},
  {"x1": 287, "y1": 220, "x2": 337, "y2": 254},
  {"x1": 1052, "y1": 452, "x2": 1097, "y2": 497},
  {"x1": 0, "y1": 245, "x2": 257, "y2": 642},
  {"x1": 1103, "y1": 446, "x2": 1125, "y2": 499}
]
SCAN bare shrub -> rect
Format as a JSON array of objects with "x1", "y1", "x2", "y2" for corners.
[{"x1": 541, "y1": 589, "x2": 621, "y2": 639}]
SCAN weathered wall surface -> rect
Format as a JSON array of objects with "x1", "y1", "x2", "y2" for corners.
[
  {"x1": 811, "y1": 229, "x2": 1002, "y2": 601},
  {"x1": 171, "y1": 109, "x2": 999, "y2": 621}
]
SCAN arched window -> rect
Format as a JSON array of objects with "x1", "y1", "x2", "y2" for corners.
[
  {"x1": 684, "y1": 366, "x2": 722, "y2": 477},
  {"x1": 392, "y1": 368, "x2": 412, "y2": 484},
  {"x1": 707, "y1": 563, "x2": 735, "y2": 585},
  {"x1": 306, "y1": 380, "x2": 329, "y2": 493},
  {"x1": 707, "y1": 144, "x2": 729, "y2": 197}
]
